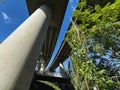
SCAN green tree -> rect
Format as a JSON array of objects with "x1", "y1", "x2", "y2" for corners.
[{"x1": 66, "y1": 0, "x2": 120, "y2": 89}]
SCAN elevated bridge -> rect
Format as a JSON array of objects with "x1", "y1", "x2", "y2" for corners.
[
  {"x1": 26, "y1": 0, "x2": 69, "y2": 70},
  {"x1": 47, "y1": 41, "x2": 71, "y2": 72},
  {"x1": 0, "y1": 0, "x2": 74, "y2": 89}
]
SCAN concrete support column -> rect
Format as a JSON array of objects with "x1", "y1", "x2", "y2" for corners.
[
  {"x1": 0, "y1": 5, "x2": 52, "y2": 90},
  {"x1": 39, "y1": 59, "x2": 45, "y2": 71},
  {"x1": 59, "y1": 63, "x2": 64, "y2": 75}
]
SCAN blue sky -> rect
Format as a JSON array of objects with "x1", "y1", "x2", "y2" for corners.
[
  {"x1": 0, "y1": 0, "x2": 28, "y2": 41},
  {"x1": 0, "y1": 0, "x2": 78, "y2": 70}
]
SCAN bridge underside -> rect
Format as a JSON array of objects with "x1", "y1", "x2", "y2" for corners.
[
  {"x1": 47, "y1": 41, "x2": 71, "y2": 71},
  {"x1": 26, "y1": 0, "x2": 69, "y2": 69}
]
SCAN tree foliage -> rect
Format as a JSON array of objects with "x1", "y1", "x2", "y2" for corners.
[{"x1": 66, "y1": 0, "x2": 120, "y2": 89}]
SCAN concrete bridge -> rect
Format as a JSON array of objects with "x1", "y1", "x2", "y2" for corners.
[{"x1": 0, "y1": 0, "x2": 73, "y2": 89}]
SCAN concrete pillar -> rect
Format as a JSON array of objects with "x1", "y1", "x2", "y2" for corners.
[
  {"x1": 40, "y1": 59, "x2": 45, "y2": 71},
  {"x1": 60, "y1": 63, "x2": 65, "y2": 76},
  {"x1": 0, "y1": 5, "x2": 52, "y2": 90}
]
